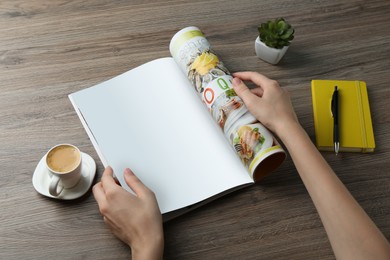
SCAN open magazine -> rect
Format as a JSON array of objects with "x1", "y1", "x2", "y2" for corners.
[{"x1": 69, "y1": 27, "x2": 286, "y2": 218}]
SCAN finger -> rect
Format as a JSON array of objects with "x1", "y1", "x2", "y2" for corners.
[
  {"x1": 250, "y1": 87, "x2": 264, "y2": 97},
  {"x1": 123, "y1": 168, "x2": 151, "y2": 198},
  {"x1": 233, "y1": 71, "x2": 274, "y2": 88},
  {"x1": 232, "y1": 77, "x2": 261, "y2": 110},
  {"x1": 101, "y1": 166, "x2": 119, "y2": 192},
  {"x1": 92, "y1": 182, "x2": 108, "y2": 211}
]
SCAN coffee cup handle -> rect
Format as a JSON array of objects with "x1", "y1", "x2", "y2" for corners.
[{"x1": 49, "y1": 175, "x2": 64, "y2": 196}]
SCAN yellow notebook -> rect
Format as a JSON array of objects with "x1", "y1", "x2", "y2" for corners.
[{"x1": 311, "y1": 80, "x2": 375, "y2": 152}]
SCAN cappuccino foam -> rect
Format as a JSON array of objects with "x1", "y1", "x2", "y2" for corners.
[{"x1": 47, "y1": 145, "x2": 80, "y2": 173}]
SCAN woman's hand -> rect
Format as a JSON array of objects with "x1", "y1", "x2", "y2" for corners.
[
  {"x1": 93, "y1": 167, "x2": 164, "y2": 259},
  {"x1": 232, "y1": 71, "x2": 299, "y2": 138}
]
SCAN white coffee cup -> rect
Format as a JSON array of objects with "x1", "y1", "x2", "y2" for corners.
[{"x1": 46, "y1": 144, "x2": 82, "y2": 196}]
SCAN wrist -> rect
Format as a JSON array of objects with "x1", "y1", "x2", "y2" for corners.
[
  {"x1": 275, "y1": 119, "x2": 304, "y2": 143},
  {"x1": 131, "y1": 234, "x2": 164, "y2": 260}
]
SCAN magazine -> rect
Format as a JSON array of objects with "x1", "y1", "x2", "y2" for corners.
[
  {"x1": 170, "y1": 27, "x2": 285, "y2": 179},
  {"x1": 69, "y1": 27, "x2": 286, "y2": 218}
]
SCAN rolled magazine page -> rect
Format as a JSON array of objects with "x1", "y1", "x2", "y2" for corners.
[{"x1": 170, "y1": 26, "x2": 286, "y2": 181}]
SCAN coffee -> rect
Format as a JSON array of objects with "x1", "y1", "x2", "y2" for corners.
[{"x1": 46, "y1": 145, "x2": 81, "y2": 173}]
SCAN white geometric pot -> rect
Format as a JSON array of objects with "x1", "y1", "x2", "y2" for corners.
[{"x1": 255, "y1": 36, "x2": 289, "y2": 65}]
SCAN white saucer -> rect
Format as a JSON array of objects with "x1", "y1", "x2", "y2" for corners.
[{"x1": 32, "y1": 152, "x2": 97, "y2": 200}]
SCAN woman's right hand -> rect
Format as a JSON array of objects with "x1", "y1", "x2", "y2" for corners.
[{"x1": 232, "y1": 71, "x2": 299, "y2": 138}]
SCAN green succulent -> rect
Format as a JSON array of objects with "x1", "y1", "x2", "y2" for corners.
[{"x1": 258, "y1": 18, "x2": 295, "y2": 49}]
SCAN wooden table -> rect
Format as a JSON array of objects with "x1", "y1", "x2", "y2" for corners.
[{"x1": 1, "y1": 1, "x2": 389, "y2": 259}]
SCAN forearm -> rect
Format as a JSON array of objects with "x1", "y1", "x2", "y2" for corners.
[{"x1": 278, "y1": 121, "x2": 390, "y2": 259}]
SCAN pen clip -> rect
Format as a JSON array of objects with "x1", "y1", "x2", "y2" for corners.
[{"x1": 331, "y1": 86, "x2": 338, "y2": 118}]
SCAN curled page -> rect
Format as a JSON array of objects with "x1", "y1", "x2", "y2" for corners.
[{"x1": 170, "y1": 26, "x2": 286, "y2": 181}]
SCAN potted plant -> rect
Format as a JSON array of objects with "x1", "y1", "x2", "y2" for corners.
[{"x1": 255, "y1": 18, "x2": 295, "y2": 65}]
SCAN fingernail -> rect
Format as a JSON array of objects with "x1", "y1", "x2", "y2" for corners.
[
  {"x1": 232, "y1": 77, "x2": 242, "y2": 86},
  {"x1": 124, "y1": 168, "x2": 132, "y2": 176}
]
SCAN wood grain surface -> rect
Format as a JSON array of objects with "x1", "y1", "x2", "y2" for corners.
[{"x1": 1, "y1": 0, "x2": 389, "y2": 259}]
